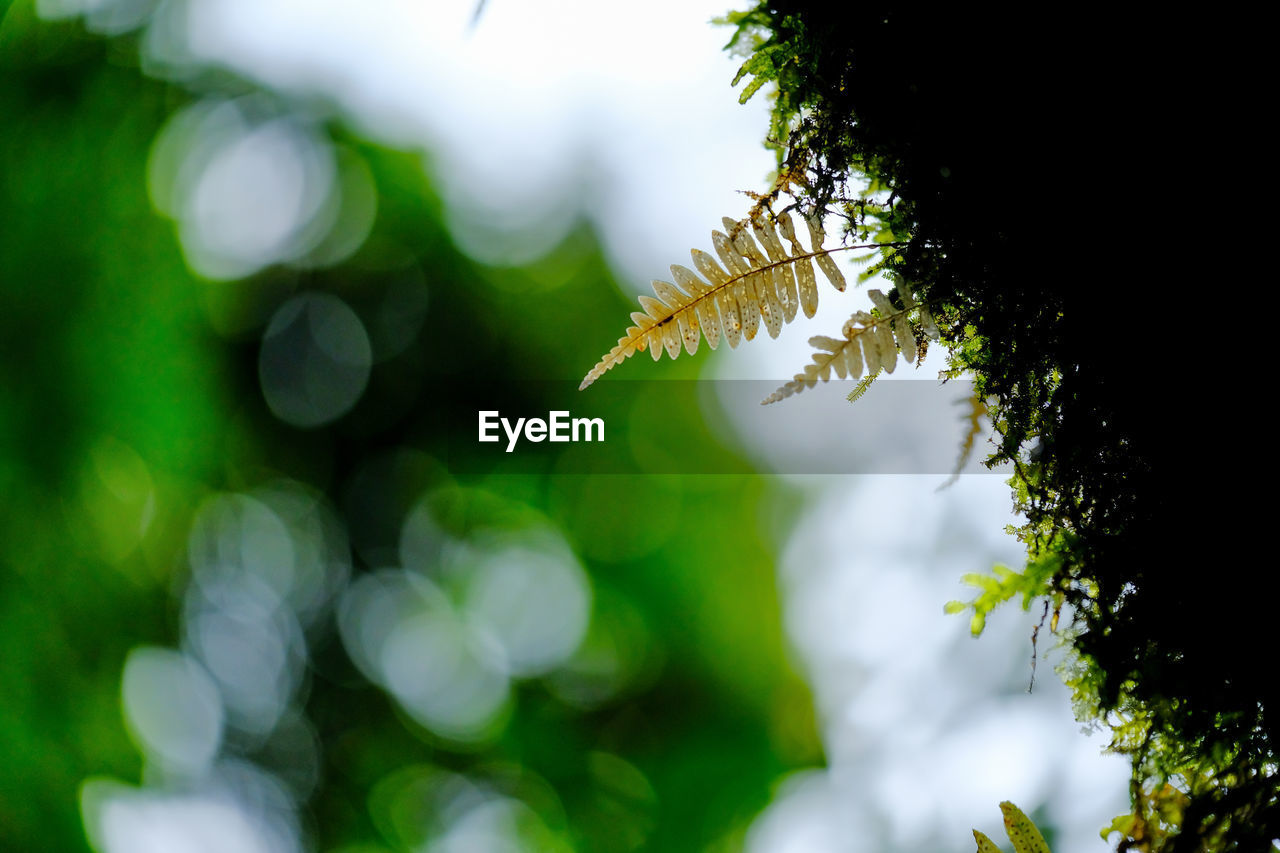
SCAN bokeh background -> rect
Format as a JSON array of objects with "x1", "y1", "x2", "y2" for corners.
[{"x1": 0, "y1": 1, "x2": 1130, "y2": 851}]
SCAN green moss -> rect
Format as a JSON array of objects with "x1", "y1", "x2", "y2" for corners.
[{"x1": 720, "y1": 5, "x2": 1279, "y2": 850}]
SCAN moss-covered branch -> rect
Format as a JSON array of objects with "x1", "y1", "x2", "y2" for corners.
[{"x1": 720, "y1": 5, "x2": 1279, "y2": 850}]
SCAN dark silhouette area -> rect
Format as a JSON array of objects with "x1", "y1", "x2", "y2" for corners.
[{"x1": 743, "y1": 5, "x2": 1275, "y2": 849}]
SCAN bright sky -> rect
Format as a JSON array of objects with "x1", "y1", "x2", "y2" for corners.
[
  {"x1": 54, "y1": 1, "x2": 1132, "y2": 850},
  {"x1": 165, "y1": 0, "x2": 776, "y2": 279}
]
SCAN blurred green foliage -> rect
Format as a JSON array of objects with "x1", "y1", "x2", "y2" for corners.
[{"x1": 0, "y1": 4, "x2": 820, "y2": 850}]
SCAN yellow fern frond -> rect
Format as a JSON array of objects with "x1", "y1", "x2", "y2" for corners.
[
  {"x1": 579, "y1": 210, "x2": 860, "y2": 390},
  {"x1": 760, "y1": 286, "x2": 931, "y2": 404}
]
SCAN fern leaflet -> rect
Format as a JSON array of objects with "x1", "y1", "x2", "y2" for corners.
[
  {"x1": 999, "y1": 801, "x2": 1052, "y2": 853},
  {"x1": 972, "y1": 801, "x2": 1052, "y2": 853},
  {"x1": 973, "y1": 830, "x2": 1003, "y2": 853}
]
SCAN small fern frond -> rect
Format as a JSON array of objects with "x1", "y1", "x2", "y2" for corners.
[
  {"x1": 730, "y1": 43, "x2": 791, "y2": 104},
  {"x1": 846, "y1": 370, "x2": 879, "y2": 403},
  {"x1": 938, "y1": 392, "x2": 989, "y2": 490},
  {"x1": 759, "y1": 285, "x2": 932, "y2": 405},
  {"x1": 580, "y1": 210, "x2": 861, "y2": 390}
]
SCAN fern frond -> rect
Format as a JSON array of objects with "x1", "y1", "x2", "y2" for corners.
[
  {"x1": 938, "y1": 392, "x2": 989, "y2": 491},
  {"x1": 579, "y1": 210, "x2": 860, "y2": 390},
  {"x1": 731, "y1": 43, "x2": 790, "y2": 104},
  {"x1": 759, "y1": 286, "x2": 929, "y2": 404},
  {"x1": 846, "y1": 370, "x2": 879, "y2": 403}
]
